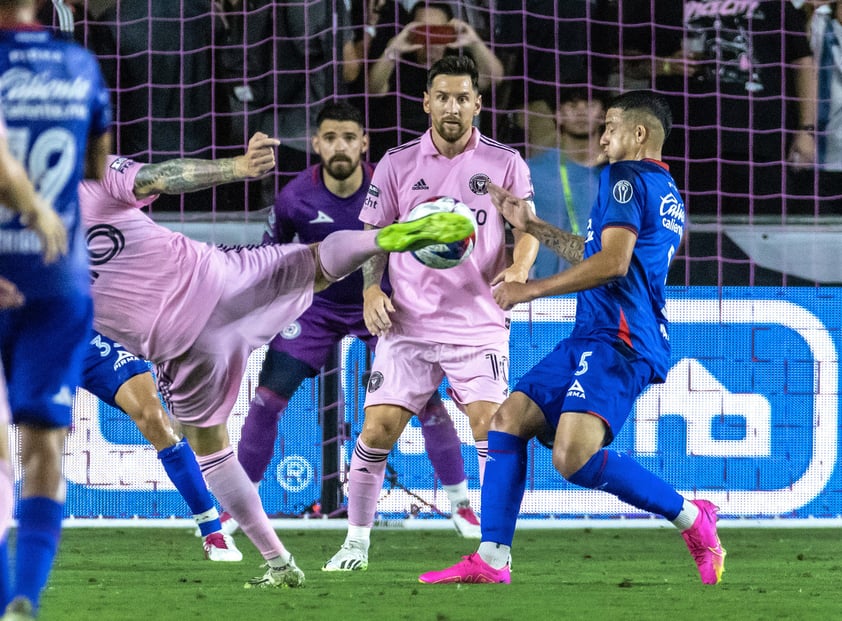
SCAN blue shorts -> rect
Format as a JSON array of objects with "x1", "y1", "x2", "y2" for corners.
[
  {"x1": 82, "y1": 331, "x2": 151, "y2": 409},
  {"x1": 0, "y1": 293, "x2": 93, "y2": 428},
  {"x1": 513, "y1": 336, "x2": 655, "y2": 446}
]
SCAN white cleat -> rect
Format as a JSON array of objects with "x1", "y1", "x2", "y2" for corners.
[
  {"x1": 322, "y1": 541, "x2": 369, "y2": 572},
  {"x1": 451, "y1": 505, "x2": 482, "y2": 539},
  {"x1": 244, "y1": 557, "x2": 305, "y2": 588},
  {"x1": 203, "y1": 532, "x2": 243, "y2": 562},
  {"x1": 194, "y1": 511, "x2": 240, "y2": 537}
]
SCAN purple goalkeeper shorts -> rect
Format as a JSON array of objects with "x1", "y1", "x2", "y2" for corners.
[{"x1": 267, "y1": 297, "x2": 376, "y2": 371}]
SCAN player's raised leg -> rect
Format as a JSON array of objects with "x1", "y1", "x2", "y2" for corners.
[{"x1": 315, "y1": 210, "x2": 475, "y2": 283}]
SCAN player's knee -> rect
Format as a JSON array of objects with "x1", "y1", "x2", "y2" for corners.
[
  {"x1": 361, "y1": 411, "x2": 407, "y2": 447},
  {"x1": 554, "y1": 446, "x2": 599, "y2": 482},
  {"x1": 259, "y1": 349, "x2": 316, "y2": 398}
]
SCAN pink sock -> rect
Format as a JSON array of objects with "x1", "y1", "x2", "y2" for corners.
[
  {"x1": 418, "y1": 396, "x2": 465, "y2": 486},
  {"x1": 0, "y1": 459, "x2": 12, "y2": 542},
  {"x1": 318, "y1": 230, "x2": 380, "y2": 281},
  {"x1": 347, "y1": 440, "x2": 389, "y2": 528},
  {"x1": 474, "y1": 440, "x2": 488, "y2": 485},
  {"x1": 197, "y1": 447, "x2": 289, "y2": 562}
]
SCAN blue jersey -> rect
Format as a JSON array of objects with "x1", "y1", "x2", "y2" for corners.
[
  {"x1": 570, "y1": 159, "x2": 685, "y2": 380},
  {"x1": 265, "y1": 162, "x2": 374, "y2": 306},
  {"x1": 0, "y1": 25, "x2": 111, "y2": 299}
]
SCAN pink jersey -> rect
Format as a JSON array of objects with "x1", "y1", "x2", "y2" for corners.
[
  {"x1": 79, "y1": 156, "x2": 227, "y2": 361},
  {"x1": 359, "y1": 128, "x2": 533, "y2": 344}
]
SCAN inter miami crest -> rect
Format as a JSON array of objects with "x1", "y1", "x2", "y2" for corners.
[
  {"x1": 367, "y1": 371, "x2": 384, "y2": 393},
  {"x1": 469, "y1": 173, "x2": 490, "y2": 195}
]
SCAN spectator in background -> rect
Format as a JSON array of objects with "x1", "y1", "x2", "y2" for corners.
[
  {"x1": 91, "y1": 2, "x2": 228, "y2": 211},
  {"x1": 363, "y1": 1, "x2": 503, "y2": 160},
  {"x1": 527, "y1": 88, "x2": 608, "y2": 280},
  {"x1": 796, "y1": 1, "x2": 842, "y2": 207},
  {"x1": 217, "y1": 1, "x2": 359, "y2": 208},
  {"x1": 494, "y1": 0, "x2": 590, "y2": 150},
  {"x1": 591, "y1": 0, "x2": 684, "y2": 92},
  {"x1": 664, "y1": 0, "x2": 816, "y2": 217}
]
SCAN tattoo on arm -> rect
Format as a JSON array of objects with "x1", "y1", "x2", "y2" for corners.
[
  {"x1": 527, "y1": 220, "x2": 585, "y2": 264},
  {"x1": 134, "y1": 158, "x2": 238, "y2": 198},
  {"x1": 363, "y1": 252, "x2": 388, "y2": 289}
]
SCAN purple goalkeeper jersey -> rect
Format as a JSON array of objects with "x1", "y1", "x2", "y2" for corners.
[{"x1": 265, "y1": 162, "x2": 374, "y2": 306}]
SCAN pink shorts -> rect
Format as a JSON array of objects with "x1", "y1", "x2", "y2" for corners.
[
  {"x1": 157, "y1": 243, "x2": 315, "y2": 427},
  {"x1": 364, "y1": 333, "x2": 510, "y2": 414}
]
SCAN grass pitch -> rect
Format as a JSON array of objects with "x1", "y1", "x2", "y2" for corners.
[{"x1": 34, "y1": 526, "x2": 842, "y2": 620}]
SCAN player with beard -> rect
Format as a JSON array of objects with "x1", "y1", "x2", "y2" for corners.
[
  {"x1": 231, "y1": 101, "x2": 483, "y2": 539},
  {"x1": 323, "y1": 56, "x2": 538, "y2": 572}
]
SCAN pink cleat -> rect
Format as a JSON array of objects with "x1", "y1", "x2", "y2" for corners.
[
  {"x1": 681, "y1": 499, "x2": 726, "y2": 584},
  {"x1": 419, "y1": 553, "x2": 510, "y2": 584}
]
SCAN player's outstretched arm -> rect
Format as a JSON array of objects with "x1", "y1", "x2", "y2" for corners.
[
  {"x1": 0, "y1": 135, "x2": 67, "y2": 264},
  {"x1": 133, "y1": 132, "x2": 281, "y2": 199},
  {"x1": 488, "y1": 182, "x2": 584, "y2": 266},
  {"x1": 361, "y1": 225, "x2": 395, "y2": 337}
]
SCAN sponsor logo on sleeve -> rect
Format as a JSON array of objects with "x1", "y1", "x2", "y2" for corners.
[
  {"x1": 611, "y1": 179, "x2": 634, "y2": 204},
  {"x1": 109, "y1": 157, "x2": 133, "y2": 173}
]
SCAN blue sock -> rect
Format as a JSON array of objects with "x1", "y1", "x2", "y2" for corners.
[
  {"x1": 567, "y1": 449, "x2": 684, "y2": 520},
  {"x1": 480, "y1": 431, "x2": 528, "y2": 547},
  {"x1": 158, "y1": 439, "x2": 220, "y2": 537},
  {"x1": 0, "y1": 537, "x2": 9, "y2": 608},
  {"x1": 16, "y1": 496, "x2": 63, "y2": 612}
]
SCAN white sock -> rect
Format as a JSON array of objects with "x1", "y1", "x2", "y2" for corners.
[
  {"x1": 671, "y1": 498, "x2": 700, "y2": 531},
  {"x1": 267, "y1": 551, "x2": 292, "y2": 568},
  {"x1": 477, "y1": 541, "x2": 511, "y2": 570},
  {"x1": 347, "y1": 524, "x2": 371, "y2": 549},
  {"x1": 443, "y1": 480, "x2": 470, "y2": 510}
]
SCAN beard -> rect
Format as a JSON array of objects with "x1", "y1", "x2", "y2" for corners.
[
  {"x1": 435, "y1": 118, "x2": 469, "y2": 143},
  {"x1": 325, "y1": 157, "x2": 357, "y2": 181}
]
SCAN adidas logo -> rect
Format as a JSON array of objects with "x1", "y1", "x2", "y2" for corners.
[
  {"x1": 566, "y1": 379, "x2": 586, "y2": 399},
  {"x1": 411, "y1": 178, "x2": 429, "y2": 191},
  {"x1": 309, "y1": 210, "x2": 335, "y2": 224}
]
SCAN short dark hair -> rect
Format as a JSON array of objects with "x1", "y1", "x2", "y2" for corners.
[
  {"x1": 410, "y1": 2, "x2": 454, "y2": 21},
  {"x1": 426, "y1": 55, "x2": 479, "y2": 93},
  {"x1": 607, "y1": 90, "x2": 672, "y2": 139},
  {"x1": 315, "y1": 101, "x2": 364, "y2": 129}
]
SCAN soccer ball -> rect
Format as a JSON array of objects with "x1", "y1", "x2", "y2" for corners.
[{"x1": 407, "y1": 196, "x2": 476, "y2": 269}]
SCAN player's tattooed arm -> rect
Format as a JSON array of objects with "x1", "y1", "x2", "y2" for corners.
[
  {"x1": 362, "y1": 249, "x2": 388, "y2": 290},
  {"x1": 486, "y1": 182, "x2": 584, "y2": 265},
  {"x1": 526, "y1": 221, "x2": 585, "y2": 265},
  {"x1": 133, "y1": 132, "x2": 280, "y2": 199},
  {"x1": 362, "y1": 225, "x2": 395, "y2": 337}
]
